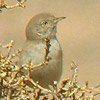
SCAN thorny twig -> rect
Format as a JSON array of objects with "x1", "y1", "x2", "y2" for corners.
[
  {"x1": 0, "y1": 0, "x2": 26, "y2": 12},
  {"x1": 44, "y1": 38, "x2": 51, "y2": 62}
]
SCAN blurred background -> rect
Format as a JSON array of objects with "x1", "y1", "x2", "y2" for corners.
[{"x1": 0, "y1": 0, "x2": 100, "y2": 96}]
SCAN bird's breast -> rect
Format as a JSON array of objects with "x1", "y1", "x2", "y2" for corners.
[{"x1": 20, "y1": 39, "x2": 62, "y2": 66}]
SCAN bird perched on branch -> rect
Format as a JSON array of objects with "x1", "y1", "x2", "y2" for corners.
[{"x1": 19, "y1": 13, "x2": 66, "y2": 88}]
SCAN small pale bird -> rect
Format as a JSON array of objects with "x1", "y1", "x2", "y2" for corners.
[{"x1": 19, "y1": 13, "x2": 66, "y2": 88}]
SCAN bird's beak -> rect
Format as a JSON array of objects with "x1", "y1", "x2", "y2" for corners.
[{"x1": 54, "y1": 17, "x2": 66, "y2": 23}]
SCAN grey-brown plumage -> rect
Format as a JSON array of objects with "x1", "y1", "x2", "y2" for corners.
[{"x1": 19, "y1": 13, "x2": 66, "y2": 88}]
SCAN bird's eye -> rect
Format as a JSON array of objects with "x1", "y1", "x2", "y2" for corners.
[{"x1": 41, "y1": 21, "x2": 48, "y2": 25}]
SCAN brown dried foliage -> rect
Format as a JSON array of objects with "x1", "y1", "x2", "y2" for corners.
[{"x1": 0, "y1": 40, "x2": 100, "y2": 100}]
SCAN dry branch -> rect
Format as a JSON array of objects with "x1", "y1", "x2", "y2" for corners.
[
  {"x1": 0, "y1": 0, "x2": 26, "y2": 12},
  {"x1": 0, "y1": 40, "x2": 100, "y2": 100}
]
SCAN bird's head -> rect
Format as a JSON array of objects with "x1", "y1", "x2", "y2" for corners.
[{"x1": 26, "y1": 13, "x2": 66, "y2": 40}]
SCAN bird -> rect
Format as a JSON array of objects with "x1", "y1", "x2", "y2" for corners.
[{"x1": 19, "y1": 13, "x2": 66, "y2": 88}]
